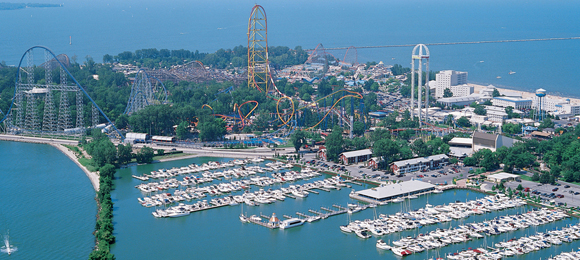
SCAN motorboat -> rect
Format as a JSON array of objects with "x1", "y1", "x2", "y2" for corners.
[
  {"x1": 376, "y1": 239, "x2": 391, "y2": 250},
  {"x1": 279, "y1": 218, "x2": 305, "y2": 230},
  {"x1": 355, "y1": 230, "x2": 371, "y2": 239}
]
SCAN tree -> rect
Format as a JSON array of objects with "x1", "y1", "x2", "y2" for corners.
[
  {"x1": 99, "y1": 164, "x2": 116, "y2": 179},
  {"x1": 516, "y1": 184, "x2": 524, "y2": 191},
  {"x1": 539, "y1": 118, "x2": 555, "y2": 129},
  {"x1": 463, "y1": 156, "x2": 476, "y2": 166},
  {"x1": 325, "y1": 126, "x2": 344, "y2": 162},
  {"x1": 199, "y1": 118, "x2": 227, "y2": 141},
  {"x1": 115, "y1": 114, "x2": 129, "y2": 129},
  {"x1": 157, "y1": 149, "x2": 164, "y2": 156},
  {"x1": 492, "y1": 89, "x2": 500, "y2": 97},
  {"x1": 301, "y1": 93, "x2": 311, "y2": 101},
  {"x1": 474, "y1": 105, "x2": 487, "y2": 116},
  {"x1": 352, "y1": 121, "x2": 365, "y2": 136},
  {"x1": 372, "y1": 138, "x2": 400, "y2": 166},
  {"x1": 136, "y1": 147, "x2": 155, "y2": 164},
  {"x1": 290, "y1": 130, "x2": 306, "y2": 155},
  {"x1": 502, "y1": 123, "x2": 521, "y2": 135},
  {"x1": 443, "y1": 88, "x2": 453, "y2": 98},
  {"x1": 531, "y1": 172, "x2": 540, "y2": 181},
  {"x1": 117, "y1": 143, "x2": 133, "y2": 165},
  {"x1": 456, "y1": 116, "x2": 471, "y2": 128},
  {"x1": 176, "y1": 121, "x2": 189, "y2": 140}
]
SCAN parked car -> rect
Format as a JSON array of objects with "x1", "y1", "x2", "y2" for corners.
[
  {"x1": 552, "y1": 188, "x2": 559, "y2": 192},
  {"x1": 564, "y1": 185, "x2": 570, "y2": 188}
]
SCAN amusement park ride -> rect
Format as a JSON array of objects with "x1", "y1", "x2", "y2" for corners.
[{"x1": 0, "y1": 5, "x2": 452, "y2": 143}]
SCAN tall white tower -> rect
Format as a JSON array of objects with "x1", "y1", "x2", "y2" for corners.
[{"x1": 411, "y1": 44, "x2": 430, "y2": 126}]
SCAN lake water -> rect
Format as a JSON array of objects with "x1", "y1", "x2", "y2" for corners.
[
  {"x1": 111, "y1": 156, "x2": 580, "y2": 259},
  {"x1": 1, "y1": 0, "x2": 580, "y2": 96},
  {"x1": 0, "y1": 141, "x2": 95, "y2": 259}
]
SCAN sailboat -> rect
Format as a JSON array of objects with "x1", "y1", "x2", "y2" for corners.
[
  {"x1": 1, "y1": 230, "x2": 17, "y2": 255},
  {"x1": 239, "y1": 202, "x2": 248, "y2": 223}
]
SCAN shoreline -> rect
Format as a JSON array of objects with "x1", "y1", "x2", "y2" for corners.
[
  {"x1": 470, "y1": 82, "x2": 580, "y2": 104},
  {"x1": 50, "y1": 143, "x2": 100, "y2": 192}
]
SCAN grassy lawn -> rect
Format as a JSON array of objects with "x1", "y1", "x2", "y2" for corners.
[
  {"x1": 78, "y1": 157, "x2": 98, "y2": 172},
  {"x1": 63, "y1": 144, "x2": 81, "y2": 155},
  {"x1": 153, "y1": 152, "x2": 195, "y2": 161},
  {"x1": 520, "y1": 175, "x2": 533, "y2": 181}
]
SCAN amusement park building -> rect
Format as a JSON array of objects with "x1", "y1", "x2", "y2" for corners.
[
  {"x1": 472, "y1": 132, "x2": 515, "y2": 152},
  {"x1": 390, "y1": 154, "x2": 449, "y2": 174},
  {"x1": 492, "y1": 97, "x2": 532, "y2": 110}
]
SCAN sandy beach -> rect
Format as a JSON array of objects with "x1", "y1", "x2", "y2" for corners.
[
  {"x1": 470, "y1": 83, "x2": 580, "y2": 104},
  {"x1": 51, "y1": 143, "x2": 100, "y2": 192}
]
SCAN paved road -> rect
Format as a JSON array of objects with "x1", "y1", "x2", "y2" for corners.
[{"x1": 0, "y1": 134, "x2": 79, "y2": 145}]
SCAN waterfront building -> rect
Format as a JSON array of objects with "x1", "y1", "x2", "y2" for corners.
[
  {"x1": 365, "y1": 157, "x2": 383, "y2": 169},
  {"x1": 350, "y1": 180, "x2": 436, "y2": 203},
  {"x1": 339, "y1": 149, "x2": 373, "y2": 165},
  {"x1": 437, "y1": 95, "x2": 485, "y2": 107},
  {"x1": 472, "y1": 132, "x2": 515, "y2": 152},
  {"x1": 390, "y1": 154, "x2": 449, "y2": 174},
  {"x1": 492, "y1": 97, "x2": 532, "y2": 109},
  {"x1": 433, "y1": 70, "x2": 470, "y2": 98},
  {"x1": 486, "y1": 172, "x2": 521, "y2": 184}
]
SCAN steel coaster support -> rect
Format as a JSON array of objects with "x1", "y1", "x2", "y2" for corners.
[
  {"x1": 76, "y1": 90, "x2": 84, "y2": 132},
  {"x1": 58, "y1": 90, "x2": 71, "y2": 131},
  {"x1": 92, "y1": 104, "x2": 99, "y2": 127}
]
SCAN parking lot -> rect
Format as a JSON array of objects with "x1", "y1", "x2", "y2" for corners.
[
  {"x1": 300, "y1": 153, "x2": 468, "y2": 185},
  {"x1": 504, "y1": 179, "x2": 580, "y2": 208}
]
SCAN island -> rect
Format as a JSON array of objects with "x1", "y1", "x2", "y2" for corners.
[{"x1": 0, "y1": 2, "x2": 62, "y2": 10}]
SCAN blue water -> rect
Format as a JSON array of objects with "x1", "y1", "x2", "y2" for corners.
[
  {"x1": 0, "y1": 141, "x2": 96, "y2": 259},
  {"x1": 111, "y1": 157, "x2": 580, "y2": 259},
  {"x1": 1, "y1": 0, "x2": 580, "y2": 96}
]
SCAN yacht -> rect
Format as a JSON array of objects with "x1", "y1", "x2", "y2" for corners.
[
  {"x1": 166, "y1": 208, "x2": 190, "y2": 218},
  {"x1": 392, "y1": 197, "x2": 404, "y2": 203},
  {"x1": 355, "y1": 230, "x2": 371, "y2": 239},
  {"x1": 279, "y1": 218, "x2": 305, "y2": 230},
  {"x1": 376, "y1": 239, "x2": 391, "y2": 250}
]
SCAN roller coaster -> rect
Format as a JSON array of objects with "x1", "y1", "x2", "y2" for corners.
[
  {"x1": 0, "y1": 46, "x2": 123, "y2": 139},
  {"x1": 124, "y1": 69, "x2": 168, "y2": 115}
]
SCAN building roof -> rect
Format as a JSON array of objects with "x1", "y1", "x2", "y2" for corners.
[
  {"x1": 473, "y1": 132, "x2": 497, "y2": 142},
  {"x1": 493, "y1": 97, "x2": 531, "y2": 103},
  {"x1": 448, "y1": 137, "x2": 473, "y2": 146},
  {"x1": 392, "y1": 154, "x2": 449, "y2": 167},
  {"x1": 530, "y1": 131, "x2": 551, "y2": 137},
  {"x1": 437, "y1": 95, "x2": 480, "y2": 103},
  {"x1": 487, "y1": 172, "x2": 520, "y2": 180},
  {"x1": 355, "y1": 180, "x2": 435, "y2": 200},
  {"x1": 340, "y1": 149, "x2": 372, "y2": 158}
]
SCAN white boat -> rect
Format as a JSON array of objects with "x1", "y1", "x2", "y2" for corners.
[
  {"x1": 376, "y1": 239, "x2": 391, "y2": 250},
  {"x1": 339, "y1": 225, "x2": 352, "y2": 233},
  {"x1": 432, "y1": 189, "x2": 443, "y2": 194},
  {"x1": 509, "y1": 70, "x2": 516, "y2": 74},
  {"x1": 279, "y1": 218, "x2": 305, "y2": 230},
  {"x1": 392, "y1": 197, "x2": 404, "y2": 203},
  {"x1": 166, "y1": 209, "x2": 190, "y2": 218},
  {"x1": 239, "y1": 214, "x2": 248, "y2": 223},
  {"x1": 307, "y1": 216, "x2": 321, "y2": 222},
  {"x1": 355, "y1": 230, "x2": 371, "y2": 239}
]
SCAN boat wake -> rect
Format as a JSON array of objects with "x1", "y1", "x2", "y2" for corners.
[{"x1": 1, "y1": 231, "x2": 17, "y2": 255}]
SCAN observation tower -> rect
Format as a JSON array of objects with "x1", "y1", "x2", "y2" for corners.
[{"x1": 411, "y1": 44, "x2": 430, "y2": 126}]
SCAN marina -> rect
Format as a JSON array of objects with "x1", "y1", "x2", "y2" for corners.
[{"x1": 111, "y1": 156, "x2": 580, "y2": 259}]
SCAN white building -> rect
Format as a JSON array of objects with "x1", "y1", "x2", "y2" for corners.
[
  {"x1": 437, "y1": 94, "x2": 489, "y2": 107},
  {"x1": 433, "y1": 70, "x2": 469, "y2": 98},
  {"x1": 492, "y1": 97, "x2": 532, "y2": 109}
]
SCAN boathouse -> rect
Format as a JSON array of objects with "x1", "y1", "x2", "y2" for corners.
[
  {"x1": 317, "y1": 148, "x2": 327, "y2": 160},
  {"x1": 365, "y1": 157, "x2": 383, "y2": 169},
  {"x1": 339, "y1": 149, "x2": 373, "y2": 165},
  {"x1": 350, "y1": 180, "x2": 436, "y2": 203}
]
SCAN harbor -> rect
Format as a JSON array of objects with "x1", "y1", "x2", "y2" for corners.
[{"x1": 111, "y1": 156, "x2": 580, "y2": 259}]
